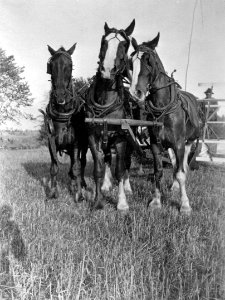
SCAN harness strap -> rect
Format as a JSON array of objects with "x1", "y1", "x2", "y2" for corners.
[
  {"x1": 145, "y1": 82, "x2": 180, "y2": 122},
  {"x1": 102, "y1": 119, "x2": 108, "y2": 150},
  {"x1": 86, "y1": 76, "x2": 124, "y2": 118}
]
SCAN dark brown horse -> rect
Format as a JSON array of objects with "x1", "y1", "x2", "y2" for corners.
[
  {"x1": 129, "y1": 34, "x2": 200, "y2": 213},
  {"x1": 86, "y1": 20, "x2": 135, "y2": 212},
  {"x1": 43, "y1": 44, "x2": 88, "y2": 202}
]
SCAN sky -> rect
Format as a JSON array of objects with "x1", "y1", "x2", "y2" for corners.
[{"x1": 1, "y1": 0, "x2": 225, "y2": 130}]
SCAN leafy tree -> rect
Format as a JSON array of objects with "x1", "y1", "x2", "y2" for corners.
[{"x1": 0, "y1": 48, "x2": 33, "y2": 125}]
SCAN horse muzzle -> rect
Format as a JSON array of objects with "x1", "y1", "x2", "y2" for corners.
[
  {"x1": 57, "y1": 98, "x2": 66, "y2": 105},
  {"x1": 129, "y1": 87, "x2": 146, "y2": 104},
  {"x1": 54, "y1": 91, "x2": 67, "y2": 105}
]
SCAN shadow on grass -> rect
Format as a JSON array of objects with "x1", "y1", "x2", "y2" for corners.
[
  {"x1": 0, "y1": 204, "x2": 26, "y2": 298},
  {"x1": 22, "y1": 159, "x2": 94, "y2": 193}
]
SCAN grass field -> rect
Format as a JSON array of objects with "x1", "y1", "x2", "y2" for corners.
[{"x1": 0, "y1": 147, "x2": 225, "y2": 299}]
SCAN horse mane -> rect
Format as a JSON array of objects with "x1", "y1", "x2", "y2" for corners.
[
  {"x1": 153, "y1": 51, "x2": 165, "y2": 73},
  {"x1": 142, "y1": 42, "x2": 166, "y2": 73}
]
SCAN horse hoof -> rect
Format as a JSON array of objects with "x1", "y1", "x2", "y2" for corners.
[
  {"x1": 48, "y1": 189, "x2": 59, "y2": 199},
  {"x1": 92, "y1": 201, "x2": 105, "y2": 210},
  {"x1": 75, "y1": 193, "x2": 84, "y2": 203},
  {"x1": 125, "y1": 190, "x2": 133, "y2": 196},
  {"x1": 189, "y1": 162, "x2": 199, "y2": 171},
  {"x1": 81, "y1": 180, "x2": 87, "y2": 189},
  {"x1": 101, "y1": 187, "x2": 111, "y2": 193},
  {"x1": 148, "y1": 200, "x2": 162, "y2": 209},
  {"x1": 170, "y1": 181, "x2": 180, "y2": 192},
  {"x1": 147, "y1": 174, "x2": 155, "y2": 183},
  {"x1": 117, "y1": 203, "x2": 129, "y2": 212},
  {"x1": 180, "y1": 205, "x2": 192, "y2": 215},
  {"x1": 137, "y1": 170, "x2": 145, "y2": 176},
  {"x1": 118, "y1": 207, "x2": 129, "y2": 216},
  {"x1": 101, "y1": 183, "x2": 112, "y2": 193}
]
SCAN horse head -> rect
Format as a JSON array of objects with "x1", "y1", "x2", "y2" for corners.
[
  {"x1": 47, "y1": 44, "x2": 76, "y2": 106},
  {"x1": 129, "y1": 33, "x2": 161, "y2": 105},
  {"x1": 98, "y1": 20, "x2": 135, "y2": 80}
]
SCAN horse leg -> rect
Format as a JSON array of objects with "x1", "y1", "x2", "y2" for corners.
[
  {"x1": 89, "y1": 135, "x2": 105, "y2": 209},
  {"x1": 48, "y1": 145, "x2": 59, "y2": 198},
  {"x1": 69, "y1": 147, "x2": 83, "y2": 202},
  {"x1": 138, "y1": 163, "x2": 145, "y2": 175},
  {"x1": 80, "y1": 142, "x2": 88, "y2": 189},
  {"x1": 174, "y1": 142, "x2": 192, "y2": 214},
  {"x1": 168, "y1": 148, "x2": 179, "y2": 191},
  {"x1": 149, "y1": 141, "x2": 163, "y2": 209},
  {"x1": 115, "y1": 140, "x2": 129, "y2": 212},
  {"x1": 124, "y1": 144, "x2": 133, "y2": 195},
  {"x1": 101, "y1": 147, "x2": 113, "y2": 192}
]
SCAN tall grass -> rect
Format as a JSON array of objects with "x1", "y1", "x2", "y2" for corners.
[{"x1": 0, "y1": 148, "x2": 224, "y2": 299}]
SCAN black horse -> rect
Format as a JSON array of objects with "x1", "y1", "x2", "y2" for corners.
[
  {"x1": 86, "y1": 20, "x2": 135, "y2": 212},
  {"x1": 129, "y1": 34, "x2": 200, "y2": 213},
  {"x1": 42, "y1": 44, "x2": 88, "y2": 202}
]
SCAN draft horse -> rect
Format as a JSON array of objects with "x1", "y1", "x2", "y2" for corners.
[
  {"x1": 129, "y1": 33, "x2": 200, "y2": 213},
  {"x1": 86, "y1": 20, "x2": 135, "y2": 212},
  {"x1": 41, "y1": 44, "x2": 88, "y2": 202}
]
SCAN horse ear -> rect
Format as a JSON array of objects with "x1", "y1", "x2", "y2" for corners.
[
  {"x1": 131, "y1": 37, "x2": 138, "y2": 50},
  {"x1": 124, "y1": 19, "x2": 135, "y2": 36},
  {"x1": 104, "y1": 22, "x2": 110, "y2": 34},
  {"x1": 146, "y1": 32, "x2": 160, "y2": 50},
  {"x1": 48, "y1": 45, "x2": 56, "y2": 56},
  {"x1": 67, "y1": 43, "x2": 77, "y2": 55}
]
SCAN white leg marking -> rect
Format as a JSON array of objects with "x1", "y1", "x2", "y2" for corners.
[
  {"x1": 149, "y1": 187, "x2": 162, "y2": 209},
  {"x1": 171, "y1": 180, "x2": 180, "y2": 191},
  {"x1": 138, "y1": 163, "x2": 145, "y2": 175},
  {"x1": 117, "y1": 179, "x2": 129, "y2": 212},
  {"x1": 183, "y1": 144, "x2": 192, "y2": 173},
  {"x1": 101, "y1": 163, "x2": 113, "y2": 192},
  {"x1": 168, "y1": 148, "x2": 179, "y2": 191},
  {"x1": 176, "y1": 170, "x2": 191, "y2": 214},
  {"x1": 124, "y1": 170, "x2": 133, "y2": 195},
  {"x1": 168, "y1": 148, "x2": 176, "y2": 168}
]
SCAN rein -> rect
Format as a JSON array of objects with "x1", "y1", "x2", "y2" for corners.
[
  {"x1": 46, "y1": 83, "x2": 84, "y2": 124},
  {"x1": 98, "y1": 30, "x2": 129, "y2": 78},
  {"x1": 134, "y1": 46, "x2": 181, "y2": 121},
  {"x1": 145, "y1": 82, "x2": 180, "y2": 120},
  {"x1": 46, "y1": 51, "x2": 83, "y2": 123},
  {"x1": 87, "y1": 30, "x2": 131, "y2": 119}
]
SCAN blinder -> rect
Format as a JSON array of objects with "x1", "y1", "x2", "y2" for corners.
[
  {"x1": 47, "y1": 59, "x2": 52, "y2": 74},
  {"x1": 98, "y1": 29, "x2": 130, "y2": 64},
  {"x1": 131, "y1": 46, "x2": 156, "y2": 75}
]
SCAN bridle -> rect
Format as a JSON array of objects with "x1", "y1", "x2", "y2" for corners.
[
  {"x1": 132, "y1": 46, "x2": 175, "y2": 93},
  {"x1": 98, "y1": 29, "x2": 130, "y2": 78},
  {"x1": 86, "y1": 31, "x2": 131, "y2": 119},
  {"x1": 132, "y1": 45, "x2": 181, "y2": 119},
  {"x1": 46, "y1": 51, "x2": 82, "y2": 122}
]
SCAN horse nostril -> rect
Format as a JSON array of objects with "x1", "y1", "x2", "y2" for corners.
[{"x1": 136, "y1": 89, "x2": 142, "y2": 98}]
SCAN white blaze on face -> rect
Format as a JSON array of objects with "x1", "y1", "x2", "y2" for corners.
[
  {"x1": 129, "y1": 51, "x2": 144, "y2": 99},
  {"x1": 102, "y1": 33, "x2": 125, "y2": 79}
]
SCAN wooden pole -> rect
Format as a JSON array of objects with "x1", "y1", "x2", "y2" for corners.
[{"x1": 85, "y1": 118, "x2": 163, "y2": 127}]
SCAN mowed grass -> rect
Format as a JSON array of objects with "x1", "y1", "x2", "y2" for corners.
[{"x1": 0, "y1": 148, "x2": 225, "y2": 300}]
